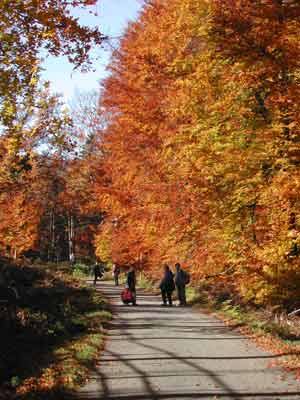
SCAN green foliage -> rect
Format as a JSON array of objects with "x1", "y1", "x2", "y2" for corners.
[
  {"x1": 221, "y1": 301, "x2": 244, "y2": 323},
  {"x1": 10, "y1": 376, "x2": 21, "y2": 388},
  {"x1": 75, "y1": 344, "x2": 98, "y2": 363},
  {"x1": 137, "y1": 272, "x2": 156, "y2": 291},
  {"x1": 186, "y1": 286, "x2": 205, "y2": 305},
  {"x1": 72, "y1": 262, "x2": 92, "y2": 278},
  {"x1": 86, "y1": 310, "x2": 112, "y2": 321}
]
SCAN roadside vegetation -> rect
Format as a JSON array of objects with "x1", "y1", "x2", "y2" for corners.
[
  {"x1": 186, "y1": 281, "x2": 300, "y2": 378},
  {"x1": 0, "y1": 258, "x2": 112, "y2": 400}
]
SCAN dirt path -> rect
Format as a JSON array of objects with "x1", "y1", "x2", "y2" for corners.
[{"x1": 77, "y1": 282, "x2": 300, "y2": 399}]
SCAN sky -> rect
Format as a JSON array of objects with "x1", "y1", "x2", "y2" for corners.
[{"x1": 42, "y1": 0, "x2": 143, "y2": 101}]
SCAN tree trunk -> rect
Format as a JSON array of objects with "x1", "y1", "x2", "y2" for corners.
[
  {"x1": 48, "y1": 209, "x2": 56, "y2": 261},
  {"x1": 68, "y1": 213, "x2": 75, "y2": 265}
]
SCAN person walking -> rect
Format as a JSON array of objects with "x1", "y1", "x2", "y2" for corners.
[
  {"x1": 126, "y1": 266, "x2": 137, "y2": 305},
  {"x1": 159, "y1": 264, "x2": 175, "y2": 306},
  {"x1": 174, "y1": 263, "x2": 190, "y2": 306},
  {"x1": 112, "y1": 263, "x2": 121, "y2": 286},
  {"x1": 93, "y1": 261, "x2": 105, "y2": 286}
]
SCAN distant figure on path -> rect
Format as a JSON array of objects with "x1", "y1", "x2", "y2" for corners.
[
  {"x1": 159, "y1": 264, "x2": 175, "y2": 306},
  {"x1": 174, "y1": 263, "x2": 190, "y2": 306},
  {"x1": 93, "y1": 261, "x2": 105, "y2": 286},
  {"x1": 112, "y1": 263, "x2": 121, "y2": 286},
  {"x1": 126, "y1": 266, "x2": 137, "y2": 305}
]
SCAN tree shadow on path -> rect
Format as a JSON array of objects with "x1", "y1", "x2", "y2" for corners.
[{"x1": 71, "y1": 283, "x2": 300, "y2": 400}]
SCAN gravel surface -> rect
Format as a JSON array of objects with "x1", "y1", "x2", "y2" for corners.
[{"x1": 76, "y1": 282, "x2": 300, "y2": 400}]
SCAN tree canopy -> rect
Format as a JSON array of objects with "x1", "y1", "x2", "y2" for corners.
[
  {"x1": 92, "y1": 0, "x2": 300, "y2": 308},
  {"x1": 2, "y1": 0, "x2": 300, "y2": 309}
]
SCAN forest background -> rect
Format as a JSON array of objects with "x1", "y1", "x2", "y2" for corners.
[{"x1": 2, "y1": 0, "x2": 300, "y2": 311}]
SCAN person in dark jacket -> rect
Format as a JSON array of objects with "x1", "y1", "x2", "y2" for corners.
[
  {"x1": 174, "y1": 263, "x2": 190, "y2": 306},
  {"x1": 159, "y1": 264, "x2": 175, "y2": 306},
  {"x1": 112, "y1": 263, "x2": 121, "y2": 286},
  {"x1": 126, "y1": 267, "x2": 137, "y2": 305},
  {"x1": 93, "y1": 261, "x2": 105, "y2": 286}
]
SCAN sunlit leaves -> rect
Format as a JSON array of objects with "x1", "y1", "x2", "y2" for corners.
[{"x1": 92, "y1": 0, "x2": 300, "y2": 308}]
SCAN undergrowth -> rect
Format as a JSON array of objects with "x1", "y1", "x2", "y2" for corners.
[{"x1": 0, "y1": 260, "x2": 112, "y2": 399}]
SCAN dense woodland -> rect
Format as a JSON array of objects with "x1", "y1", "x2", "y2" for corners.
[{"x1": 2, "y1": 0, "x2": 300, "y2": 310}]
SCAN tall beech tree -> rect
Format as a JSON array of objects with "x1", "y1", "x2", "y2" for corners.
[{"x1": 93, "y1": 0, "x2": 300, "y2": 308}]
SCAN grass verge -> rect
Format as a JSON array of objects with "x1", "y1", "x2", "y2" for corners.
[{"x1": 0, "y1": 260, "x2": 112, "y2": 399}]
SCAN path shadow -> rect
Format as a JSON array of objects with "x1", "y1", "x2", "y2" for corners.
[{"x1": 70, "y1": 283, "x2": 300, "y2": 400}]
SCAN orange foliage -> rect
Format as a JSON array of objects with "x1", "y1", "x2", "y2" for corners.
[{"x1": 92, "y1": 0, "x2": 300, "y2": 308}]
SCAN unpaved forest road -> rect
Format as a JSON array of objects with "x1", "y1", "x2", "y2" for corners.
[{"x1": 77, "y1": 282, "x2": 300, "y2": 399}]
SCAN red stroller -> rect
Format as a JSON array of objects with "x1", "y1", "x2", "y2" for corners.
[{"x1": 121, "y1": 286, "x2": 135, "y2": 305}]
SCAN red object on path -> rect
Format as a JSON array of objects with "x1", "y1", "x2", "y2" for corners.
[{"x1": 121, "y1": 288, "x2": 134, "y2": 304}]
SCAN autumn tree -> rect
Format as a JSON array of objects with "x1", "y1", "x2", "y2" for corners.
[
  {"x1": 95, "y1": 0, "x2": 212, "y2": 271},
  {"x1": 0, "y1": 0, "x2": 105, "y2": 178},
  {"x1": 93, "y1": 0, "x2": 300, "y2": 309},
  {"x1": 0, "y1": 1, "x2": 107, "y2": 262},
  {"x1": 0, "y1": 0, "x2": 104, "y2": 118},
  {"x1": 0, "y1": 88, "x2": 74, "y2": 259},
  {"x1": 205, "y1": 0, "x2": 300, "y2": 305}
]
